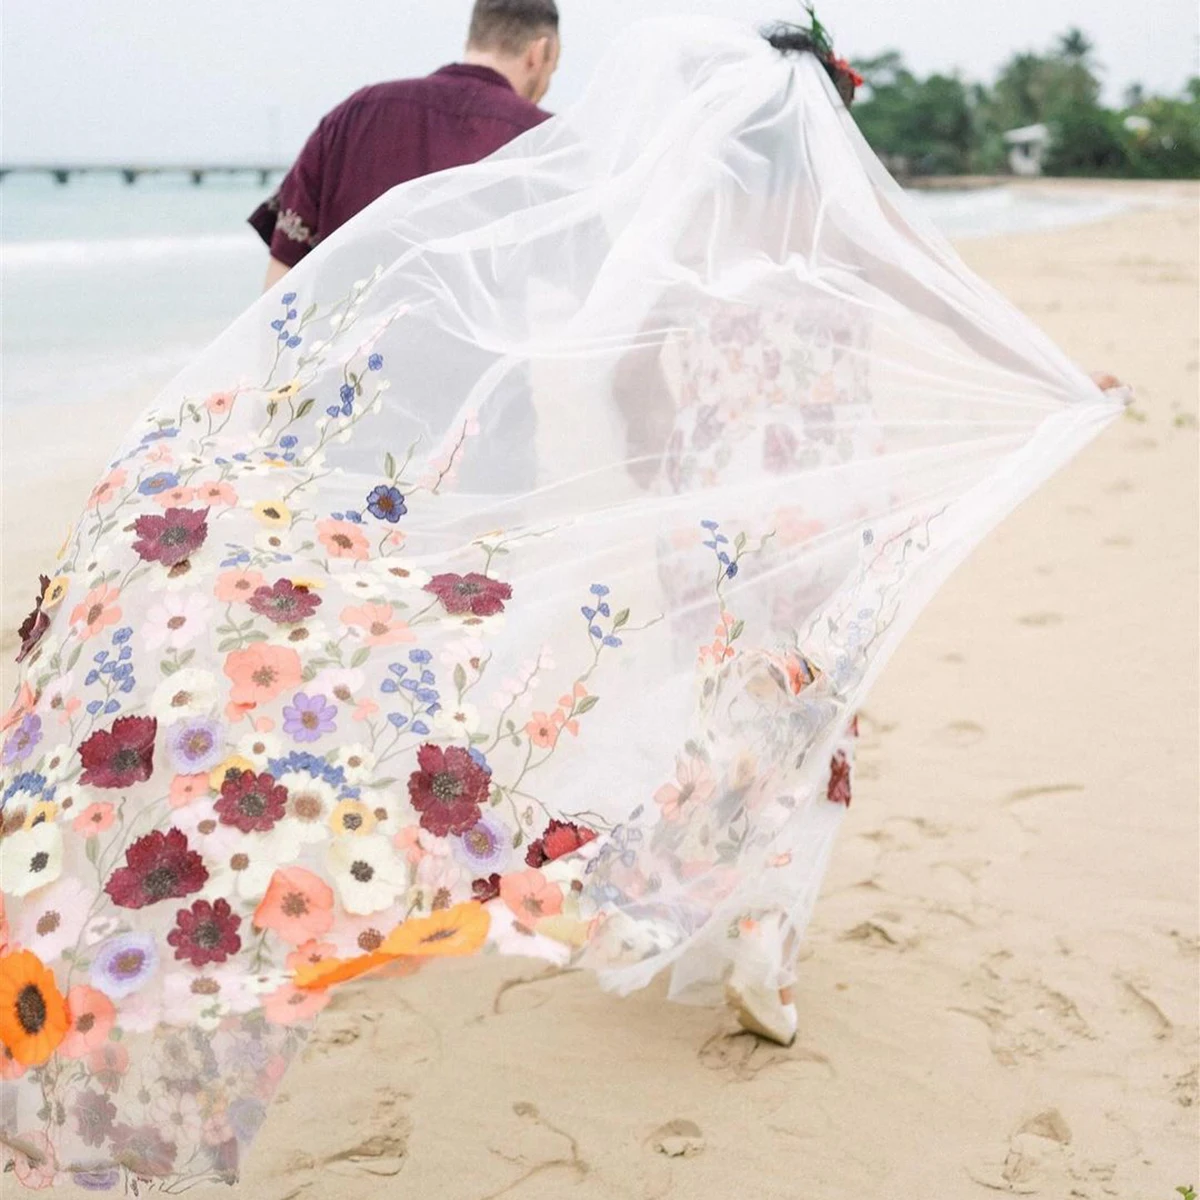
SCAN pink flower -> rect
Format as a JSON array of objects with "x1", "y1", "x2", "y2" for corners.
[
  {"x1": 205, "y1": 391, "x2": 236, "y2": 415},
  {"x1": 340, "y1": 602, "x2": 415, "y2": 647},
  {"x1": 169, "y1": 773, "x2": 210, "y2": 809},
  {"x1": 193, "y1": 480, "x2": 238, "y2": 507},
  {"x1": 153, "y1": 485, "x2": 196, "y2": 508},
  {"x1": 70, "y1": 584, "x2": 122, "y2": 640},
  {"x1": 87, "y1": 468, "x2": 127, "y2": 510},
  {"x1": 654, "y1": 756, "x2": 717, "y2": 821},
  {"x1": 214, "y1": 568, "x2": 266, "y2": 604},
  {"x1": 500, "y1": 869, "x2": 563, "y2": 928},
  {"x1": 317, "y1": 519, "x2": 370, "y2": 561}
]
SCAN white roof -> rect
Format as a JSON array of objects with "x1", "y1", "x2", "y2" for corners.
[{"x1": 1003, "y1": 123, "x2": 1050, "y2": 144}]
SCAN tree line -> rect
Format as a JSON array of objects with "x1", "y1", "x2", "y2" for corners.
[{"x1": 850, "y1": 28, "x2": 1200, "y2": 177}]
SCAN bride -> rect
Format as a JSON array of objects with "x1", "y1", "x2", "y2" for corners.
[{"x1": 0, "y1": 11, "x2": 1125, "y2": 1190}]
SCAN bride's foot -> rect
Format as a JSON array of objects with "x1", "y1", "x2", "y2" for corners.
[{"x1": 725, "y1": 979, "x2": 798, "y2": 1047}]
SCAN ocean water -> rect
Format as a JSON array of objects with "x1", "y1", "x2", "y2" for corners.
[{"x1": 0, "y1": 173, "x2": 1138, "y2": 412}]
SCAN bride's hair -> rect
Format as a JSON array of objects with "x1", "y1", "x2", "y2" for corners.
[{"x1": 762, "y1": 16, "x2": 861, "y2": 106}]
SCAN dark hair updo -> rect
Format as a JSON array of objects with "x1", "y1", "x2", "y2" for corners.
[{"x1": 762, "y1": 21, "x2": 861, "y2": 106}]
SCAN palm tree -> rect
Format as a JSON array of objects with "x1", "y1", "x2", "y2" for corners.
[{"x1": 1058, "y1": 28, "x2": 1094, "y2": 63}]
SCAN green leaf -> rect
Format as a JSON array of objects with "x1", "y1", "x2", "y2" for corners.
[
  {"x1": 302, "y1": 302, "x2": 318, "y2": 321},
  {"x1": 66, "y1": 644, "x2": 82, "y2": 671},
  {"x1": 511, "y1": 830, "x2": 524, "y2": 848},
  {"x1": 160, "y1": 659, "x2": 178, "y2": 677},
  {"x1": 350, "y1": 647, "x2": 371, "y2": 669},
  {"x1": 216, "y1": 638, "x2": 241, "y2": 653},
  {"x1": 266, "y1": 400, "x2": 278, "y2": 419},
  {"x1": 243, "y1": 631, "x2": 269, "y2": 644},
  {"x1": 385, "y1": 452, "x2": 397, "y2": 479},
  {"x1": 730, "y1": 619, "x2": 745, "y2": 642},
  {"x1": 734, "y1": 531, "x2": 747, "y2": 552},
  {"x1": 177, "y1": 649, "x2": 195, "y2": 669},
  {"x1": 85, "y1": 838, "x2": 99, "y2": 866},
  {"x1": 576, "y1": 694, "x2": 600, "y2": 714},
  {"x1": 612, "y1": 609, "x2": 630, "y2": 630},
  {"x1": 453, "y1": 664, "x2": 467, "y2": 693},
  {"x1": 469, "y1": 733, "x2": 489, "y2": 745},
  {"x1": 295, "y1": 397, "x2": 315, "y2": 420}
]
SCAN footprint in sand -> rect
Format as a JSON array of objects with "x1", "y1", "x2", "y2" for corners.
[
  {"x1": 936, "y1": 719, "x2": 986, "y2": 748},
  {"x1": 647, "y1": 1119, "x2": 705, "y2": 1158},
  {"x1": 1017, "y1": 611, "x2": 1064, "y2": 627}
]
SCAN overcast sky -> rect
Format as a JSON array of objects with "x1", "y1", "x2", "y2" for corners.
[{"x1": 3, "y1": 0, "x2": 1197, "y2": 163}]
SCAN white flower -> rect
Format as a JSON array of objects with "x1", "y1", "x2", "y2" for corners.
[
  {"x1": 266, "y1": 619, "x2": 331, "y2": 652},
  {"x1": 202, "y1": 831, "x2": 287, "y2": 903},
  {"x1": 0, "y1": 822, "x2": 63, "y2": 897},
  {"x1": 236, "y1": 729, "x2": 282, "y2": 768},
  {"x1": 412, "y1": 840, "x2": 466, "y2": 903},
  {"x1": 14, "y1": 876, "x2": 90, "y2": 960},
  {"x1": 433, "y1": 702, "x2": 481, "y2": 743},
  {"x1": 336, "y1": 572, "x2": 387, "y2": 603},
  {"x1": 327, "y1": 835, "x2": 407, "y2": 915},
  {"x1": 275, "y1": 773, "x2": 338, "y2": 845},
  {"x1": 328, "y1": 743, "x2": 375, "y2": 785},
  {"x1": 151, "y1": 669, "x2": 220, "y2": 720},
  {"x1": 143, "y1": 593, "x2": 211, "y2": 652},
  {"x1": 313, "y1": 667, "x2": 367, "y2": 709},
  {"x1": 367, "y1": 558, "x2": 431, "y2": 592},
  {"x1": 41, "y1": 673, "x2": 75, "y2": 729},
  {"x1": 329, "y1": 314, "x2": 346, "y2": 332},
  {"x1": 439, "y1": 635, "x2": 486, "y2": 671},
  {"x1": 255, "y1": 530, "x2": 292, "y2": 556},
  {"x1": 40, "y1": 743, "x2": 76, "y2": 784}
]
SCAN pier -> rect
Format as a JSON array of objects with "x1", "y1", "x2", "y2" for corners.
[{"x1": 0, "y1": 163, "x2": 288, "y2": 186}]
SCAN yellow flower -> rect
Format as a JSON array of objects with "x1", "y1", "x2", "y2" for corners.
[
  {"x1": 328, "y1": 800, "x2": 376, "y2": 838},
  {"x1": 24, "y1": 803, "x2": 58, "y2": 830},
  {"x1": 210, "y1": 756, "x2": 257, "y2": 793},
  {"x1": 56, "y1": 528, "x2": 75, "y2": 561},
  {"x1": 253, "y1": 501, "x2": 292, "y2": 528},
  {"x1": 43, "y1": 577, "x2": 70, "y2": 609},
  {"x1": 268, "y1": 379, "x2": 303, "y2": 403},
  {"x1": 288, "y1": 576, "x2": 324, "y2": 591}
]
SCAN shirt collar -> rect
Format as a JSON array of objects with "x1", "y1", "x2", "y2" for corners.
[{"x1": 433, "y1": 63, "x2": 516, "y2": 93}]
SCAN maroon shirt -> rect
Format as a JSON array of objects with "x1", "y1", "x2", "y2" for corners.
[{"x1": 249, "y1": 64, "x2": 550, "y2": 267}]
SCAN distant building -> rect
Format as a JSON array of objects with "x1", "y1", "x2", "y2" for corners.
[
  {"x1": 1123, "y1": 114, "x2": 1153, "y2": 136},
  {"x1": 1003, "y1": 123, "x2": 1051, "y2": 176}
]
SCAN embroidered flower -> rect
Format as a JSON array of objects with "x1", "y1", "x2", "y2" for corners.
[
  {"x1": 424, "y1": 573, "x2": 512, "y2": 618},
  {"x1": 78, "y1": 715, "x2": 157, "y2": 789},
  {"x1": 105, "y1": 828, "x2": 207, "y2": 909},
  {"x1": 70, "y1": 583, "x2": 122, "y2": 640},
  {"x1": 224, "y1": 644, "x2": 303, "y2": 707},
  {"x1": 249, "y1": 579, "x2": 321, "y2": 625},
  {"x1": 326, "y1": 836, "x2": 407, "y2": 915},
  {"x1": 654, "y1": 755, "x2": 717, "y2": 821},
  {"x1": 524, "y1": 819, "x2": 597, "y2": 868},
  {"x1": 144, "y1": 593, "x2": 211, "y2": 651},
  {"x1": 254, "y1": 867, "x2": 335, "y2": 945},
  {"x1": 166, "y1": 717, "x2": 225, "y2": 774},
  {"x1": 0, "y1": 950, "x2": 70, "y2": 1066},
  {"x1": 2, "y1": 714, "x2": 42, "y2": 766},
  {"x1": 281, "y1": 692, "x2": 338, "y2": 743},
  {"x1": 500, "y1": 869, "x2": 564, "y2": 927},
  {"x1": 214, "y1": 770, "x2": 288, "y2": 834},
  {"x1": 0, "y1": 823, "x2": 64, "y2": 897},
  {"x1": 317, "y1": 518, "x2": 370, "y2": 561},
  {"x1": 90, "y1": 931, "x2": 160, "y2": 999},
  {"x1": 827, "y1": 750, "x2": 852, "y2": 807},
  {"x1": 167, "y1": 898, "x2": 243, "y2": 967},
  {"x1": 366, "y1": 485, "x2": 407, "y2": 523},
  {"x1": 60, "y1": 985, "x2": 116, "y2": 1058},
  {"x1": 341, "y1": 602, "x2": 414, "y2": 647},
  {"x1": 407, "y1": 743, "x2": 490, "y2": 837},
  {"x1": 214, "y1": 568, "x2": 267, "y2": 604},
  {"x1": 132, "y1": 507, "x2": 209, "y2": 567},
  {"x1": 453, "y1": 815, "x2": 510, "y2": 874}
]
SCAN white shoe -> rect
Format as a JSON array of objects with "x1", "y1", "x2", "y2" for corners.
[{"x1": 725, "y1": 978, "x2": 798, "y2": 1046}]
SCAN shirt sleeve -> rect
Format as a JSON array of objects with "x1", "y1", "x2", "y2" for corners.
[{"x1": 247, "y1": 118, "x2": 326, "y2": 268}]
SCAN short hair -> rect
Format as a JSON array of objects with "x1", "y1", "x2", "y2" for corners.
[{"x1": 468, "y1": 0, "x2": 559, "y2": 55}]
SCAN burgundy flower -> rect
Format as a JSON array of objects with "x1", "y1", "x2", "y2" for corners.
[
  {"x1": 132, "y1": 507, "x2": 209, "y2": 567},
  {"x1": 827, "y1": 750, "x2": 852, "y2": 807},
  {"x1": 167, "y1": 897, "x2": 243, "y2": 967},
  {"x1": 248, "y1": 579, "x2": 322, "y2": 625},
  {"x1": 525, "y1": 819, "x2": 597, "y2": 868},
  {"x1": 109, "y1": 1124, "x2": 177, "y2": 1177},
  {"x1": 423, "y1": 573, "x2": 512, "y2": 618},
  {"x1": 214, "y1": 769, "x2": 288, "y2": 833},
  {"x1": 15, "y1": 575, "x2": 51, "y2": 664},
  {"x1": 407, "y1": 743, "x2": 489, "y2": 836},
  {"x1": 472, "y1": 873, "x2": 502, "y2": 903},
  {"x1": 74, "y1": 1089, "x2": 118, "y2": 1148},
  {"x1": 78, "y1": 715, "x2": 157, "y2": 789},
  {"x1": 105, "y1": 827, "x2": 208, "y2": 909}
]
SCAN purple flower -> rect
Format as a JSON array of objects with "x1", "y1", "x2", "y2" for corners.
[
  {"x1": 452, "y1": 814, "x2": 508, "y2": 872},
  {"x1": 137, "y1": 472, "x2": 179, "y2": 496},
  {"x1": 281, "y1": 692, "x2": 337, "y2": 743},
  {"x1": 366, "y1": 485, "x2": 407, "y2": 523},
  {"x1": 367, "y1": 354, "x2": 384, "y2": 371},
  {"x1": 91, "y1": 931, "x2": 159, "y2": 999},
  {"x1": 166, "y1": 717, "x2": 225, "y2": 773},
  {"x1": 2, "y1": 714, "x2": 42, "y2": 765}
]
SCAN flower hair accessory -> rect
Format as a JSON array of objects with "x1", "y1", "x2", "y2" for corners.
[{"x1": 763, "y1": 4, "x2": 864, "y2": 94}]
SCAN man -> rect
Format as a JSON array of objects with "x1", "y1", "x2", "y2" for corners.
[{"x1": 249, "y1": 0, "x2": 560, "y2": 290}]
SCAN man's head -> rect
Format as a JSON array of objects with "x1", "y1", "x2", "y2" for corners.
[{"x1": 466, "y1": 0, "x2": 560, "y2": 104}]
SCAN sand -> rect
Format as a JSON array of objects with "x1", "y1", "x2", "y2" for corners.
[{"x1": 4, "y1": 181, "x2": 1197, "y2": 1198}]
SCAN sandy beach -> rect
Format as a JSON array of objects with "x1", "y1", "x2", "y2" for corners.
[{"x1": 4, "y1": 180, "x2": 1197, "y2": 1198}]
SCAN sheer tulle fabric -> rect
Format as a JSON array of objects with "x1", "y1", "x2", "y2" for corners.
[{"x1": 0, "y1": 19, "x2": 1119, "y2": 1189}]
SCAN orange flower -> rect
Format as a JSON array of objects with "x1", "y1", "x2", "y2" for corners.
[
  {"x1": 254, "y1": 867, "x2": 335, "y2": 945},
  {"x1": 317, "y1": 518, "x2": 370, "y2": 561},
  {"x1": 293, "y1": 949, "x2": 394, "y2": 991},
  {"x1": 0, "y1": 951, "x2": 70, "y2": 1066},
  {"x1": 214, "y1": 568, "x2": 266, "y2": 604},
  {"x1": 59, "y1": 986, "x2": 115, "y2": 1059},
  {"x1": 262, "y1": 982, "x2": 330, "y2": 1026},
  {"x1": 499, "y1": 871, "x2": 563, "y2": 927},
  {"x1": 381, "y1": 902, "x2": 490, "y2": 958},
  {"x1": 525, "y1": 711, "x2": 560, "y2": 749},
  {"x1": 72, "y1": 802, "x2": 116, "y2": 836},
  {"x1": 87, "y1": 468, "x2": 127, "y2": 510},
  {"x1": 224, "y1": 643, "x2": 303, "y2": 707},
  {"x1": 340, "y1": 602, "x2": 415, "y2": 647},
  {"x1": 70, "y1": 583, "x2": 122, "y2": 640},
  {"x1": 0, "y1": 895, "x2": 8, "y2": 955}
]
